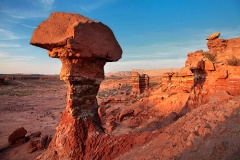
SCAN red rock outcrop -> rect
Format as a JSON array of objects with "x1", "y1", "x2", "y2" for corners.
[
  {"x1": 160, "y1": 33, "x2": 240, "y2": 115},
  {"x1": 30, "y1": 12, "x2": 122, "y2": 159},
  {"x1": 206, "y1": 32, "x2": 220, "y2": 40},
  {"x1": 8, "y1": 127, "x2": 28, "y2": 144},
  {"x1": 182, "y1": 34, "x2": 240, "y2": 114},
  {"x1": 131, "y1": 71, "x2": 149, "y2": 95}
]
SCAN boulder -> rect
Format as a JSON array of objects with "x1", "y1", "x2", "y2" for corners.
[
  {"x1": 8, "y1": 127, "x2": 27, "y2": 144},
  {"x1": 206, "y1": 32, "x2": 220, "y2": 40},
  {"x1": 30, "y1": 12, "x2": 122, "y2": 62},
  {"x1": 29, "y1": 131, "x2": 41, "y2": 139},
  {"x1": 117, "y1": 109, "x2": 134, "y2": 122},
  {"x1": 204, "y1": 60, "x2": 215, "y2": 71},
  {"x1": 217, "y1": 68, "x2": 228, "y2": 79}
]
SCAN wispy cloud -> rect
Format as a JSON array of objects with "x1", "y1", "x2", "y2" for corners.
[
  {"x1": 0, "y1": 29, "x2": 20, "y2": 40},
  {"x1": 0, "y1": 0, "x2": 55, "y2": 19},
  {"x1": 39, "y1": 0, "x2": 55, "y2": 11},
  {"x1": 0, "y1": 53, "x2": 34, "y2": 61},
  {"x1": 21, "y1": 24, "x2": 36, "y2": 29},
  {"x1": 79, "y1": 0, "x2": 113, "y2": 12},
  {"x1": 0, "y1": 43, "x2": 21, "y2": 48}
]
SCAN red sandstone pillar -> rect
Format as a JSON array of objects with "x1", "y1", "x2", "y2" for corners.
[{"x1": 30, "y1": 12, "x2": 122, "y2": 160}]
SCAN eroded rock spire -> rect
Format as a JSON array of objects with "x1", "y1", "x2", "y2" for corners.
[{"x1": 30, "y1": 12, "x2": 122, "y2": 159}]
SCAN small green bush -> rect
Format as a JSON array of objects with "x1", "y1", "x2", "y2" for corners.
[
  {"x1": 227, "y1": 56, "x2": 240, "y2": 66},
  {"x1": 204, "y1": 53, "x2": 217, "y2": 62},
  {"x1": 131, "y1": 98, "x2": 137, "y2": 104}
]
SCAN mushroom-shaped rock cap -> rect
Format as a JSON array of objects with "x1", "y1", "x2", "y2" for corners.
[
  {"x1": 30, "y1": 12, "x2": 122, "y2": 62},
  {"x1": 206, "y1": 32, "x2": 220, "y2": 40}
]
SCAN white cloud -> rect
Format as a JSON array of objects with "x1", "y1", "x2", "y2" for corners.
[
  {"x1": 21, "y1": 24, "x2": 36, "y2": 29},
  {"x1": 0, "y1": 29, "x2": 20, "y2": 40},
  {"x1": 0, "y1": 43, "x2": 21, "y2": 48},
  {"x1": 79, "y1": 0, "x2": 113, "y2": 12},
  {"x1": 0, "y1": 53, "x2": 34, "y2": 61},
  {"x1": 39, "y1": 0, "x2": 55, "y2": 11},
  {"x1": 0, "y1": 0, "x2": 55, "y2": 20}
]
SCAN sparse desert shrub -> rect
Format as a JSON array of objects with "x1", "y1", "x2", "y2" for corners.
[
  {"x1": 137, "y1": 94, "x2": 145, "y2": 99},
  {"x1": 169, "y1": 92, "x2": 177, "y2": 97},
  {"x1": 161, "y1": 88, "x2": 167, "y2": 92},
  {"x1": 122, "y1": 85, "x2": 132, "y2": 92},
  {"x1": 131, "y1": 98, "x2": 137, "y2": 104},
  {"x1": 204, "y1": 52, "x2": 217, "y2": 62},
  {"x1": 105, "y1": 104, "x2": 111, "y2": 109},
  {"x1": 98, "y1": 91, "x2": 108, "y2": 98},
  {"x1": 149, "y1": 82, "x2": 158, "y2": 88},
  {"x1": 227, "y1": 56, "x2": 240, "y2": 66}
]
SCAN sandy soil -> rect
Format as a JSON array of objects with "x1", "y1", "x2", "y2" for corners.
[{"x1": 0, "y1": 79, "x2": 66, "y2": 160}]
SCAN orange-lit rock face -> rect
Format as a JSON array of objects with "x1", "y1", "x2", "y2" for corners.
[
  {"x1": 206, "y1": 32, "x2": 220, "y2": 40},
  {"x1": 30, "y1": 12, "x2": 122, "y2": 62},
  {"x1": 161, "y1": 35, "x2": 240, "y2": 113},
  {"x1": 30, "y1": 12, "x2": 122, "y2": 117},
  {"x1": 30, "y1": 12, "x2": 122, "y2": 160},
  {"x1": 131, "y1": 71, "x2": 149, "y2": 95}
]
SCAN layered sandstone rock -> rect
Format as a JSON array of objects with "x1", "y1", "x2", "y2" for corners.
[
  {"x1": 182, "y1": 34, "x2": 240, "y2": 113},
  {"x1": 30, "y1": 12, "x2": 122, "y2": 160},
  {"x1": 206, "y1": 32, "x2": 220, "y2": 40},
  {"x1": 131, "y1": 71, "x2": 149, "y2": 95},
  {"x1": 161, "y1": 33, "x2": 240, "y2": 114}
]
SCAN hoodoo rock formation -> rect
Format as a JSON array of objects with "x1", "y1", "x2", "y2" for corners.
[
  {"x1": 131, "y1": 71, "x2": 149, "y2": 95},
  {"x1": 30, "y1": 12, "x2": 122, "y2": 159}
]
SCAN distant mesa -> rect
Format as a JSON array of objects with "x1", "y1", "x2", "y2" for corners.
[{"x1": 206, "y1": 32, "x2": 220, "y2": 40}]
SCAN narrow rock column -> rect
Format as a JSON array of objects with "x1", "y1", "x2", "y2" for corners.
[
  {"x1": 131, "y1": 71, "x2": 140, "y2": 95},
  {"x1": 59, "y1": 58, "x2": 106, "y2": 118},
  {"x1": 30, "y1": 12, "x2": 122, "y2": 160},
  {"x1": 42, "y1": 58, "x2": 106, "y2": 159}
]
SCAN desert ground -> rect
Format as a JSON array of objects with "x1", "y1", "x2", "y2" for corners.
[
  {"x1": 0, "y1": 66, "x2": 240, "y2": 160},
  {"x1": 0, "y1": 77, "x2": 66, "y2": 159}
]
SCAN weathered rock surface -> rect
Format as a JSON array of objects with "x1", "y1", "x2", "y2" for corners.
[
  {"x1": 206, "y1": 32, "x2": 220, "y2": 40},
  {"x1": 116, "y1": 34, "x2": 240, "y2": 160},
  {"x1": 131, "y1": 71, "x2": 149, "y2": 95},
  {"x1": 98, "y1": 105, "x2": 106, "y2": 118},
  {"x1": 30, "y1": 12, "x2": 122, "y2": 62},
  {"x1": 8, "y1": 127, "x2": 27, "y2": 144},
  {"x1": 31, "y1": 12, "x2": 123, "y2": 160}
]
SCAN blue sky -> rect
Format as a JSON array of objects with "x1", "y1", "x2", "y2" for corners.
[{"x1": 0, "y1": 0, "x2": 240, "y2": 74}]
